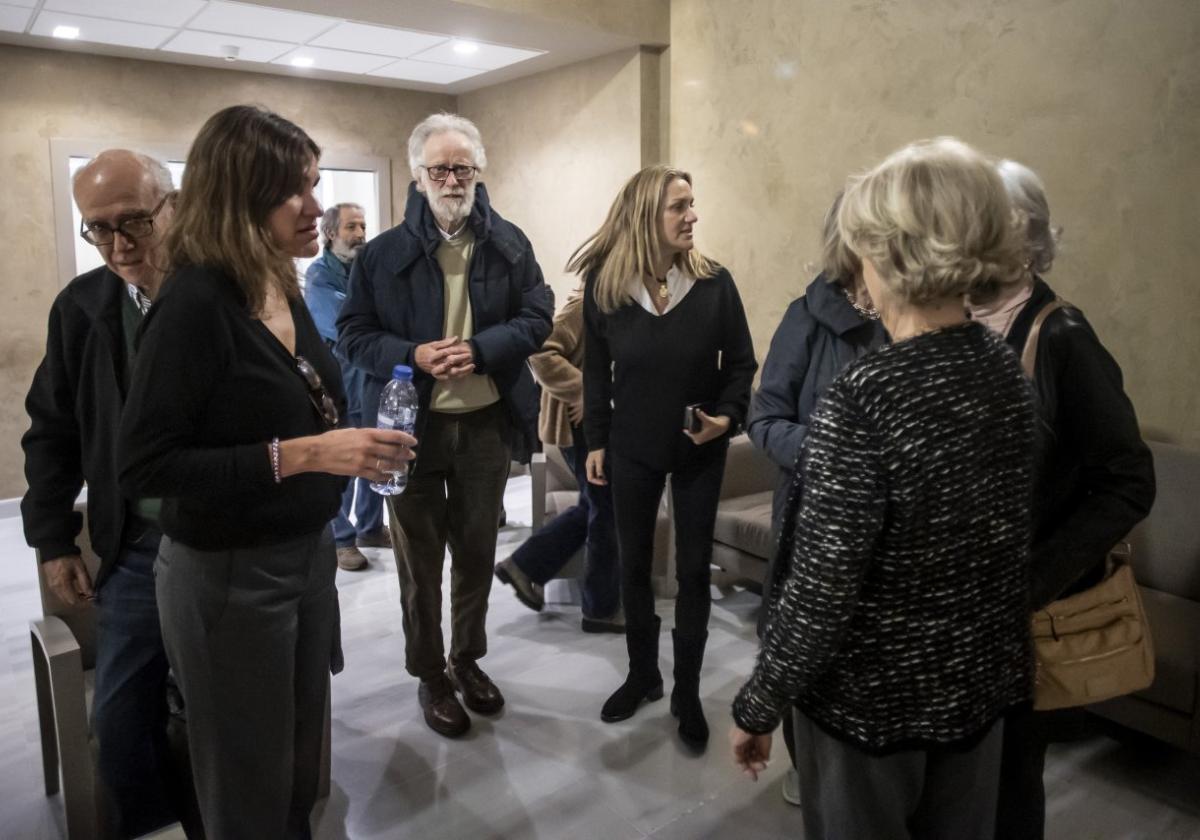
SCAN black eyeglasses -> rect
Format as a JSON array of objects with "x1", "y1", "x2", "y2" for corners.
[
  {"x1": 295, "y1": 356, "x2": 340, "y2": 429},
  {"x1": 422, "y1": 164, "x2": 477, "y2": 183},
  {"x1": 79, "y1": 192, "x2": 175, "y2": 246}
]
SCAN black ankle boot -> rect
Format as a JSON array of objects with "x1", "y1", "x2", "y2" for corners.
[
  {"x1": 601, "y1": 616, "x2": 662, "y2": 723},
  {"x1": 670, "y1": 629, "x2": 709, "y2": 748},
  {"x1": 601, "y1": 674, "x2": 664, "y2": 722}
]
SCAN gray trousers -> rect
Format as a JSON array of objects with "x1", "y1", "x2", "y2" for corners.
[
  {"x1": 792, "y1": 709, "x2": 1004, "y2": 840},
  {"x1": 156, "y1": 528, "x2": 337, "y2": 840}
]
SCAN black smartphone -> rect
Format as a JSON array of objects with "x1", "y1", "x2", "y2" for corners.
[{"x1": 683, "y1": 403, "x2": 704, "y2": 433}]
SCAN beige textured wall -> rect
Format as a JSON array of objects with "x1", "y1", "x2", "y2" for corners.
[
  {"x1": 0, "y1": 44, "x2": 452, "y2": 498},
  {"x1": 671, "y1": 0, "x2": 1200, "y2": 447},
  {"x1": 457, "y1": 0, "x2": 669, "y2": 44},
  {"x1": 459, "y1": 49, "x2": 653, "y2": 305}
]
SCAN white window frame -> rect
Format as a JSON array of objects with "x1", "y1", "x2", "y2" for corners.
[{"x1": 50, "y1": 138, "x2": 393, "y2": 287}]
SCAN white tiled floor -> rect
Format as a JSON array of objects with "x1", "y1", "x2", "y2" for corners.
[{"x1": 2, "y1": 478, "x2": 1199, "y2": 839}]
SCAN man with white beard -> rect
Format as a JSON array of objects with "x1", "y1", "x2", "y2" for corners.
[
  {"x1": 304, "y1": 203, "x2": 389, "y2": 571},
  {"x1": 338, "y1": 113, "x2": 552, "y2": 737}
]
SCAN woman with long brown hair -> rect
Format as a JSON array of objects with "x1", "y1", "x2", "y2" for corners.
[
  {"x1": 119, "y1": 104, "x2": 414, "y2": 838},
  {"x1": 579, "y1": 165, "x2": 756, "y2": 749}
]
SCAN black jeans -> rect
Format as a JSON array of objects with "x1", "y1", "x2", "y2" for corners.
[
  {"x1": 609, "y1": 439, "x2": 728, "y2": 639},
  {"x1": 511, "y1": 425, "x2": 620, "y2": 618}
]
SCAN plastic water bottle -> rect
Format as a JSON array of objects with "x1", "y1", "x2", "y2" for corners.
[{"x1": 370, "y1": 364, "x2": 418, "y2": 496}]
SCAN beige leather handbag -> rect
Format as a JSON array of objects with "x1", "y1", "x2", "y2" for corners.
[{"x1": 1023, "y1": 300, "x2": 1155, "y2": 710}]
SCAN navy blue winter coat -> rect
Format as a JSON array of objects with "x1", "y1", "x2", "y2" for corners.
[{"x1": 336, "y1": 182, "x2": 553, "y2": 465}]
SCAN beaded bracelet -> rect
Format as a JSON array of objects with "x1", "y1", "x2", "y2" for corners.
[{"x1": 269, "y1": 437, "x2": 282, "y2": 484}]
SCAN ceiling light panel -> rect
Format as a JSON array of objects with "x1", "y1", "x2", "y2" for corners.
[
  {"x1": 0, "y1": 5, "x2": 34, "y2": 33},
  {"x1": 367, "y1": 59, "x2": 485, "y2": 85},
  {"x1": 272, "y1": 46, "x2": 392, "y2": 74},
  {"x1": 31, "y1": 11, "x2": 175, "y2": 49},
  {"x1": 43, "y1": 0, "x2": 205, "y2": 28},
  {"x1": 409, "y1": 40, "x2": 543, "y2": 71},
  {"x1": 160, "y1": 30, "x2": 292, "y2": 63},
  {"x1": 188, "y1": 1, "x2": 333, "y2": 43},
  {"x1": 309, "y1": 21, "x2": 445, "y2": 58}
]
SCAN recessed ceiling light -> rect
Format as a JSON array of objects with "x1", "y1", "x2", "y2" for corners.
[
  {"x1": 452, "y1": 41, "x2": 479, "y2": 55},
  {"x1": 52, "y1": 25, "x2": 80, "y2": 40},
  {"x1": 291, "y1": 56, "x2": 314, "y2": 67}
]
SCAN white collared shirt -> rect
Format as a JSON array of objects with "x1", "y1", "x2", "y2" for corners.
[{"x1": 633, "y1": 264, "x2": 695, "y2": 315}]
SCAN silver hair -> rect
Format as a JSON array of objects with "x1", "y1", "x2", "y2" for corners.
[
  {"x1": 996, "y1": 159, "x2": 1061, "y2": 275},
  {"x1": 72, "y1": 149, "x2": 174, "y2": 197},
  {"x1": 407, "y1": 112, "x2": 487, "y2": 179},
  {"x1": 320, "y1": 202, "x2": 364, "y2": 247}
]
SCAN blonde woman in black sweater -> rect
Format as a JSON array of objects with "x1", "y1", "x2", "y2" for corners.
[
  {"x1": 579, "y1": 165, "x2": 757, "y2": 749},
  {"x1": 731, "y1": 138, "x2": 1036, "y2": 839}
]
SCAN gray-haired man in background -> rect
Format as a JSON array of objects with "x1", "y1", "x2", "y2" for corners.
[{"x1": 304, "y1": 202, "x2": 389, "y2": 571}]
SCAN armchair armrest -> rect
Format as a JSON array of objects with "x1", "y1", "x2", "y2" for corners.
[
  {"x1": 719, "y1": 434, "x2": 778, "y2": 500},
  {"x1": 30, "y1": 614, "x2": 82, "y2": 662}
]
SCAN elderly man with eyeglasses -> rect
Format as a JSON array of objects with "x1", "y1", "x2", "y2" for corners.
[
  {"x1": 22, "y1": 149, "x2": 188, "y2": 836},
  {"x1": 339, "y1": 113, "x2": 553, "y2": 738}
]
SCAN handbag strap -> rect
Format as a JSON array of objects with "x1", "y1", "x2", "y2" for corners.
[{"x1": 1020, "y1": 299, "x2": 1069, "y2": 378}]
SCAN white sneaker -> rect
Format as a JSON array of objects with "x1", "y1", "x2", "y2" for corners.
[{"x1": 781, "y1": 767, "x2": 801, "y2": 806}]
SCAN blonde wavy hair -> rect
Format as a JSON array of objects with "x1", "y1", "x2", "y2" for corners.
[
  {"x1": 567, "y1": 165, "x2": 719, "y2": 313},
  {"x1": 837, "y1": 137, "x2": 1025, "y2": 305},
  {"x1": 167, "y1": 105, "x2": 320, "y2": 314}
]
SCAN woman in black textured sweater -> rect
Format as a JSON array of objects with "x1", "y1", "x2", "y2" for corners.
[
  {"x1": 119, "y1": 106, "x2": 413, "y2": 838},
  {"x1": 731, "y1": 138, "x2": 1036, "y2": 839},
  {"x1": 579, "y1": 165, "x2": 756, "y2": 748}
]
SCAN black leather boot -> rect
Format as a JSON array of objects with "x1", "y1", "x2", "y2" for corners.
[
  {"x1": 601, "y1": 616, "x2": 663, "y2": 723},
  {"x1": 670, "y1": 629, "x2": 709, "y2": 749}
]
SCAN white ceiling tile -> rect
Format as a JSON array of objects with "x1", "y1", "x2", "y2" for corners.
[
  {"x1": 160, "y1": 30, "x2": 292, "y2": 64},
  {"x1": 409, "y1": 39, "x2": 543, "y2": 71},
  {"x1": 367, "y1": 59, "x2": 486, "y2": 85},
  {"x1": 187, "y1": 1, "x2": 335, "y2": 44},
  {"x1": 309, "y1": 21, "x2": 445, "y2": 58},
  {"x1": 31, "y1": 11, "x2": 174, "y2": 48},
  {"x1": 43, "y1": 0, "x2": 205, "y2": 28},
  {"x1": 0, "y1": 5, "x2": 33, "y2": 32},
  {"x1": 0, "y1": 0, "x2": 35, "y2": 7},
  {"x1": 272, "y1": 46, "x2": 392, "y2": 74}
]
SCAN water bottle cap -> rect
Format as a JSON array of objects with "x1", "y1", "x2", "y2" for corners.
[{"x1": 392, "y1": 364, "x2": 413, "y2": 380}]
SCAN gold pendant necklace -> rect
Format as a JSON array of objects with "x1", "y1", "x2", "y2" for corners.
[{"x1": 656, "y1": 277, "x2": 669, "y2": 299}]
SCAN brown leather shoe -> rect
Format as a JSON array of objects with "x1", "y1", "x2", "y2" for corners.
[
  {"x1": 336, "y1": 546, "x2": 368, "y2": 571},
  {"x1": 418, "y1": 673, "x2": 470, "y2": 737},
  {"x1": 448, "y1": 660, "x2": 505, "y2": 715}
]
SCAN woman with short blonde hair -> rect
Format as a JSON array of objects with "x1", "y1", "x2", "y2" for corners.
[
  {"x1": 733, "y1": 137, "x2": 1036, "y2": 838},
  {"x1": 580, "y1": 164, "x2": 756, "y2": 749}
]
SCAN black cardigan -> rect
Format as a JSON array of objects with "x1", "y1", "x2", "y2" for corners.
[
  {"x1": 582, "y1": 267, "x2": 757, "y2": 471},
  {"x1": 22, "y1": 267, "x2": 135, "y2": 585},
  {"x1": 1005, "y1": 278, "x2": 1155, "y2": 608},
  {"x1": 118, "y1": 265, "x2": 346, "y2": 550}
]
